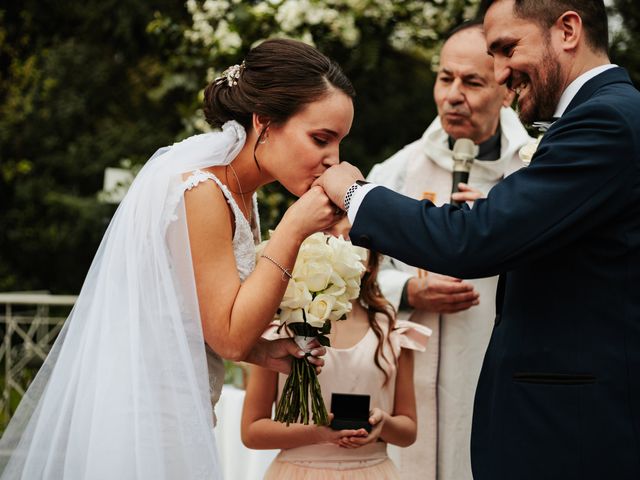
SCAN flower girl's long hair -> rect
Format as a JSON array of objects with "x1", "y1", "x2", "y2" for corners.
[{"x1": 359, "y1": 252, "x2": 397, "y2": 386}]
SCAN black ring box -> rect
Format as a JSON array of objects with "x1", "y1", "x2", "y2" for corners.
[{"x1": 329, "y1": 393, "x2": 372, "y2": 433}]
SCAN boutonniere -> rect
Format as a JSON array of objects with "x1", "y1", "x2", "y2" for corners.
[
  {"x1": 518, "y1": 134, "x2": 543, "y2": 167},
  {"x1": 519, "y1": 120, "x2": 556, "y2": 167}
]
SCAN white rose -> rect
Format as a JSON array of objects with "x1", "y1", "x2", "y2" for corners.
[
  {"x1": 281, "y1": 281, "x2": 312, "y2": 309},
  {"x1": 328, "y1": 236, "x2": 366, "y2": 278},
  {"x1": 323, "y1": 272, "x2": 346, "y2": 297},
  {"x1": 329, "y1": 297, "x2": 352, "y2": 322},
  {"x1": 303, "y1": 311, "x2": 324, "y2": 328},
  {"x1": 343, "y1": 277, "x2": 361, "y2": 301},
  {"x1": 296, "y1": 233, "x2": 332, "y2": 262},
  {"x1": 307, "y1": 294, "x2": 336, "y2": 325},
  {"x1": 295, "y1": 260, "x2": 333, "y2": 292},
  {"x1": 304, "y1": 231, "x2": 327, "y2": 244},
  {"x1": 280, "y1": 307, "x2": 304, "y2": 325},
  {"x1": 353, "y1": 245, "x2": 368, "y2": 261}
]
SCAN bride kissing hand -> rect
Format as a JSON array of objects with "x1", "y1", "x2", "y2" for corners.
[
  {"x1": 279, "y1": 186, "x2": 345, "y2": 243},
  {"x1": 312, "y1": 161, "x2": 365, "y2": 212}
]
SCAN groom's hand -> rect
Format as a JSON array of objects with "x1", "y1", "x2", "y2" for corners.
[{"x1": 313, "y1": 162, "x2": 365, "y2": 211}]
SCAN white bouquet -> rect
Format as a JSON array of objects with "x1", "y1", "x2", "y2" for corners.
[{"x1": 256, "y1": 232, "x2": 367, "y2": 425}]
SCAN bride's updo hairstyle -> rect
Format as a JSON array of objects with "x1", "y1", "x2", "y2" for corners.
[{"x1": 203, "y1": 38, "x2": 355, "y2": 133}]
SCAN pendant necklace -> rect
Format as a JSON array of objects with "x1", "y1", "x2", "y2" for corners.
[{"x1": 227, "y1": 163, "x2": 253, "y2": 226}]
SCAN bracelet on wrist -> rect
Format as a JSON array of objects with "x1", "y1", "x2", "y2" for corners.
[{"x1": 261, "y1": 254, "x2": 293, "y2": 281}]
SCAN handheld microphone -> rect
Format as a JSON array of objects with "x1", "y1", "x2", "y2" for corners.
[{"x1": 451, "y1": 138, "x2": 479, "y2": 207}]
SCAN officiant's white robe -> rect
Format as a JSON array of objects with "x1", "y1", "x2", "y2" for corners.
[{"x1": 368, "y1": 107, "x2": 532, "y2": 480}]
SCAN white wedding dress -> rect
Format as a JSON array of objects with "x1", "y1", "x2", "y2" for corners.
[{"x1": 0, "y1": 121, "x2": 258, "y2": 479}]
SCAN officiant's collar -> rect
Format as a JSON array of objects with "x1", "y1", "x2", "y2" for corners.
[{"x1": 448, "y1": 128, "x2": 501, "y2": 161}]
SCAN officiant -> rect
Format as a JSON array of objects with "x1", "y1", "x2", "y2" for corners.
[
  {"x1": 315, "y1": 1, "x2": 640, "y2": 479},
  {"x1": 367, "y1": 19, "x2": 531, "y2": 480}
]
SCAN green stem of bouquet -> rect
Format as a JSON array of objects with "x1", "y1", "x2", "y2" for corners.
[{"x1": 274, "y1": 355, "x2": 329, "y2": 426}]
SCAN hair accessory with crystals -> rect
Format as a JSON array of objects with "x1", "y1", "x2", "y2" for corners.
[{"x1": 215, "y1": 61, "x2": 245, "y2": 87}]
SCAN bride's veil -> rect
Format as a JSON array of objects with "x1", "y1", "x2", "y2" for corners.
[{"x1": 0, "y1": 121, "x2": 246, "y2": 479}]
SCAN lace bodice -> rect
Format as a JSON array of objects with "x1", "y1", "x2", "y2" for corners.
[
  {"x1": 183, "y1": 169, "x2": 260, "y2": 280},
  {"x1": 182, "y1": 169, "x2": 261, "y2": 420}
]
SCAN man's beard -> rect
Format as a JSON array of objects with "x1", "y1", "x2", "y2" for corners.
[{"x1": 517, "y1": 47, "x2": 563, "y2": 125}]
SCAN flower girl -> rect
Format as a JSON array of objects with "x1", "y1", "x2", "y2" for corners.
[{"x1": 241, "y1": 252, "x2": 431, "y2": 479}]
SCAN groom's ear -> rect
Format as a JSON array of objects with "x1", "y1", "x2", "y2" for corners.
[{"x1": 553, "y1": 11, "x2": 582, "y2": 53}]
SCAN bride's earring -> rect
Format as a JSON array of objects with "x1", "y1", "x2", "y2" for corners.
[
  {"x1": 258, "y1": 128, "x2": 269, "y2": 144},
  {"x1": 253, "y1": 125, "x2": 270, "y2": 172}
]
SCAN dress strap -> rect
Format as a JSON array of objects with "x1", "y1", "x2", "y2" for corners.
[{"x1": 183, "y1": 169, "x2": 246, "y2": 228}]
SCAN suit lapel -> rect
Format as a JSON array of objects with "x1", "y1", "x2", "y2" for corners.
[{"x1": 565, "y1": 67, "x2": 634, "y2": 114}]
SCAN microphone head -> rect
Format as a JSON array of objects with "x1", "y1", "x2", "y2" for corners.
[{"x1": 452, "y1": 138, "x2": 479, "y2": 162}]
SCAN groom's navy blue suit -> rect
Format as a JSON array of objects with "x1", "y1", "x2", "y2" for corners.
[{"x1": 351, "y1": 68, "x2": 640, "y2": 479}]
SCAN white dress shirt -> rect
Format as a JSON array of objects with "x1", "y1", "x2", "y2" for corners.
[{"x1": 553, "y1": 63, "x2": 616, "y2": 117}]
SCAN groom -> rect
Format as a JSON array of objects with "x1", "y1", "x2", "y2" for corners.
[{"x1": 315, "y1": 1, "x2": 640, "y2": 479}]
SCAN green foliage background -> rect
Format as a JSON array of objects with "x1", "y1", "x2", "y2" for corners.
[
  {"x1": 0, "y1": 0, "x2": 638, "y2": 295},
  {"x1": 0, "y1": 0, "x2": 192, "y2": 293}
]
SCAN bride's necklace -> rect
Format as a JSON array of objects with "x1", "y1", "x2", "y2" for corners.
[{"x1": 227, "y1": 163, "x2": 253, "y2": 226}]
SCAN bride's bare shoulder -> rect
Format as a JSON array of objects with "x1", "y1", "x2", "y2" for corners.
[{"x1": 183, "y1": 169, "x2": 234, "y2": 241}]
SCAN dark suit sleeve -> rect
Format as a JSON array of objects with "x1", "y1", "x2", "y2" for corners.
[{"x1": 351, "y1": 103, "x2": 638, "y2": 278}]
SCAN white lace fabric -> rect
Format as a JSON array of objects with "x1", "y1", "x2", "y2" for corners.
[
  {"x1": 0, "y1": 122, "x2": 250, "y2": 479},
  {"x1": 183, "y1": 169, "x2": 260, "y2": 282}
]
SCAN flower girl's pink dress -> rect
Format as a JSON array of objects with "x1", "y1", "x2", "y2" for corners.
[{"x1": 264, "y1": 315, "x2": 430, "y2": 479}]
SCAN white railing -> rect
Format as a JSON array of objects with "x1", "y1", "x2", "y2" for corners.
[{"x1": 0, "y1": 293, "x2": 76, "y2": 430}]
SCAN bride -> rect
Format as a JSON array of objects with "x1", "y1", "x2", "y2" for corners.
[{"x1": 0, "y1": 38, "x2": 355, "y2": 479}]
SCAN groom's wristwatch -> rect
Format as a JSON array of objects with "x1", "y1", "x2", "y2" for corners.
[{"x1": 343, "y1": 180, "x2": 369, "y2": 212}]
